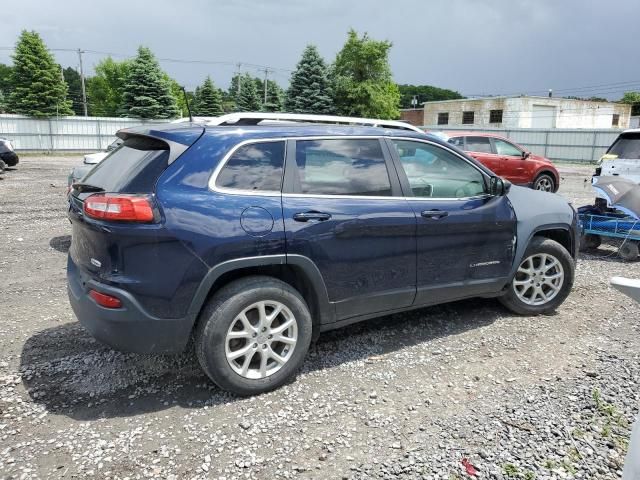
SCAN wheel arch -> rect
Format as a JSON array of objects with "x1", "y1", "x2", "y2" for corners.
[{"x1": 187, "y1": 255, "x2": 334, "y2": 340}]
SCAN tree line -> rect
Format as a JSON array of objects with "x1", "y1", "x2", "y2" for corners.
[{"x1": 0, "y1": 29, "x2": 470, "y2": 121}]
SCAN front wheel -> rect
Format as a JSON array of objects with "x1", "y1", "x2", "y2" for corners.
[
  {"x1": 499, "y1": 237, "x2": 574, "y2": 315},
  {"x1": 533, "y1": 173, "x2": 556, "y2": 192},
  {"x1": 195, "y1": 276, "x2": 312, "y2": 396}
]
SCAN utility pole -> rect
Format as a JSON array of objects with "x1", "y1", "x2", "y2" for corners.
[
  {"x1": 262, "y1": 67, "x2": 270, "y2": 105},
  {"x1": 77, "y1": 48, "x2": 88, "y2": 116},
  {"x1": 235, "y1": 62, "x2": 242, "y2": 96}
]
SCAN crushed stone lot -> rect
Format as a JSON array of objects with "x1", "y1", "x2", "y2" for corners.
[{"x1": 0, "y1": 156, "x2": 639, "y2": 480}]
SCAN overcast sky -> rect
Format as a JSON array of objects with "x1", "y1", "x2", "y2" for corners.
[{"x1": 1, "y1": 0, "x2": 638, "y2": 99}]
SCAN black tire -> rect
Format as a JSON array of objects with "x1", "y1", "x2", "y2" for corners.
[
  {"x1": 619, "y1": 241, "x2": 639, "y2": 262},
  {"x1": 533, "y1": 173, "x2": 556, "y2": 192},
  {"x1": 195, "y1": 275, "x2": 312, "y2": 396},
  {"x1": 499, "y1": 237, "x2": 574, "y2": 315},
  {"x1": 0, "y1": 159, "x2": 6, "y2": 172},
  {"x1": 579, "y1": 234, "x2": 601, "y2": 251}
]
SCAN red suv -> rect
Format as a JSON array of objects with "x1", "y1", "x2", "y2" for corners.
[{"x1": 444, "y1": 133, "x2": 560, "y2": 192}]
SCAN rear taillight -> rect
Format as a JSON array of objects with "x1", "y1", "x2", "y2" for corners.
[
  {"x1": 89, "y1": 289, "x2": 122, "y2": 309},
  {"x1": 83, "y1": 193, "x2": 155, "y2": 222}
]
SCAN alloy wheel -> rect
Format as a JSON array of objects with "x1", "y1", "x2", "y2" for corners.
[
  {"x1": 512, "y1": 253, "x2": 565, "y2": 306},
  {"x1": 535, "y1": 176, "x2": 554, "y2": 192},
  {"x1": 225, "y1": 301, "x2": 298, "y2": 379}
]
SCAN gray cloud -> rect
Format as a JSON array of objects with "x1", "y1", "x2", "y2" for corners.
[{"x1": 1, "y1": 0, "x2": 638, "y2": 99}]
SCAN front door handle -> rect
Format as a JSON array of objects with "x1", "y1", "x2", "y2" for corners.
[
  {"x1": 293, "y1": 212, "x2": 332, "y2": 222},
  {"x1": 421, "y1": 209, "x2": 449, "y2": 220}
]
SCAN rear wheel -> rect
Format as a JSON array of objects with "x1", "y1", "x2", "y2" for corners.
[
  {"x1": 195, "y1": 276, "x2": 312, "y2": 396},
  {"x1": 499, "y1": 237, "x2": 574, "y2": 315},
  {"x1": 533, "y1": 173, "x2": 556, "y2": 192},
  {"x1": 0, "y1": 159, "x2": 6, "y2": 172},
  {"x1": 619, "y1": 241, "x2": 639, "y2": 261}
]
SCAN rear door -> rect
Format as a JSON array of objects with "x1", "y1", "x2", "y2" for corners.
[
  {"x1": 463, "y1": 136, "x2": 503, "y2": 175},
  {"x1": 387, "y1": 138, "x2": 516, "y2": 305},
  {"x1": 282, "y1": 137, "x2": 416, "y2": 320}
]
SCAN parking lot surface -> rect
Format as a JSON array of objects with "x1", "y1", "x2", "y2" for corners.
[{"x1": 0, "y1": 157, "x2": 638, "y2": 479}]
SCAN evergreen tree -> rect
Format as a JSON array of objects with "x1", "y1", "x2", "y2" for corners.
[
  {"x1": 0, "y1": 64, "x2": 11, "y2": 113},
  {"x1": 285, "y1": 45, "x2": 333, "y2": 114},
  {"x1": 331, "y1": 30, "x2": 400, "y2": 119},
  {"x1": 235, "y1": 73, "x2": 260, "y2": 111},
  {"x1": 194, "y1": 76, "x2": 223, "y2": 116},
  {"x1": 63, "y1": 67, "x2": 84, "y2": 115},
  {"x1": 263, "y1": 80, "x2": 284, "y2": 112},
  {"x1": 7, "y1": 30, "x2": 73, "y2": 117},
  {"x1": 121, "y1": 46, "x2": 179, "y2": 119},
  {"x1": 86, "y1": 57, "x2": 130, "y2": 117}
]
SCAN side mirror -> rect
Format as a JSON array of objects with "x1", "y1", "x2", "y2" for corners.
[
  {"x1": 489, "y1": 176, "x2": 512, "y2": 196},
  {"x1": 522, "y1": 151, "x2": 531, "y2": 159}
]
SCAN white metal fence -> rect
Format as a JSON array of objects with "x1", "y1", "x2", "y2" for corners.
[
  {"x1": 0, "y1": 114, "x2": 625, "y2": 162},
  {"x1": 423, "y1": 125, "x2": 624, "y2": 163},
  {"x1": 0, "y1": 114, "x2": 169, "y2": 152}
]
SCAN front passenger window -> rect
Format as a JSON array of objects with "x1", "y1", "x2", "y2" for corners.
[{"x1": 392, "y1": 140, "x2": 487, "y2": 199}]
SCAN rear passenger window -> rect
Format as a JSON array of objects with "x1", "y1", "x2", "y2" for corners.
[
  {"x1": 448, "y1": 137, "x2": 464, "y2": 148},
  {"x1": 216, "y1": 141, "x2": 285, "y2": 192},
  {"x1": 465, "y1": 136, "x2": 493, "y2": 153},
  {"x1": 294, "y1": 139, "x2": 391, "y2": 196}
]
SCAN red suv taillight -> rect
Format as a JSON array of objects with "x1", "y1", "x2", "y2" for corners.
[{"x1": 83, "y1": 193, "x2": 155, "y2": 222}]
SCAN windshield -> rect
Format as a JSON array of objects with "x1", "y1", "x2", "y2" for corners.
[{"x1": 608, "y1": 132, "x2": 640, "y2": 159}]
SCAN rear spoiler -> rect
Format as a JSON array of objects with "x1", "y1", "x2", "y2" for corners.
[{"x1": 116, "y1": 124, "x2": 205, "y2": 164}]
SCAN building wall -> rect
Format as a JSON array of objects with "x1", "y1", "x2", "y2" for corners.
[
  {"x1": 399, "y1": 108, "x2": 424, "y2": 126},
  {"x1": 422, "y1": 97, "x2": 631, "y2": 129},
  {"x1": 505, "y1": 97, "x2": 631, "y2": 129}
]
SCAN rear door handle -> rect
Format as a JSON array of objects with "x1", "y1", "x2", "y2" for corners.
[
  {"x1": 421, "y1": 209, "x2": 449, "y2": 220},
  {"x1": 293, "y1": 212, "x2": 332, "y2": 222}
]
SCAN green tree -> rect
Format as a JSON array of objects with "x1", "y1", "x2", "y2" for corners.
[
  {"x1": 331, "y1": 29, "x2": 400, "y2": 119},
  {"x1": 193, "y1": 76, "x2": 223, "y2": 116},
  {"x1": 86, "y1": 57, "x2": 130, "y2": 116},
  {"x1": 620, "y1": 91, "x2": 640, "y2": 116},
  {"x1": 235, "y1": 73, "x2": 261, "y2": 111},
  {"x1": 0, "y1": 63, "x2": 12, "y2": 113},
  {"x1": 398, "y1": 84, "x2": 464, "y2": 109},
  {"x1": 163, "y1": 75, "x2": 194, "y2": 118},
  {"x1": 121, "y1": 46, "x2": 179, "y2": 119},
  {"x1": 263, "y1": 80, "x2": 284, "y2": 112},
  {"x1": 285, "y1": 45, "x2": 333, "y2": 114},
  {"x1": 63, "y1": 67, "x2": 84, "y2": 115},
  {"x1": 7, "y1": 30, "x2": 73, "y2": 117}
]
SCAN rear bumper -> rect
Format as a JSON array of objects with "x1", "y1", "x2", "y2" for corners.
[
  {"x1": 0, "y1": 151, "x2": 18, "y2": 166},
  {"x1": 67, "y1": 255, "x2": 194, "y2": 354}
]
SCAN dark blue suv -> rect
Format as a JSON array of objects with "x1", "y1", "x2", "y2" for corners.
[{"x1": 67, "y1": 115, "x2": 578, "y2": 395}]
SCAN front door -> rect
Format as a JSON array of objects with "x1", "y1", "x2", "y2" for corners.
[
  {"x1": 282, "y1": 137, "x2": 417, "y2": 320},
  {"x1": 492, "y1": 138, "x2": 529, "y2": 184},
  {"x1": 387, "y1": 138, "x2": 517, "y2": 306}
]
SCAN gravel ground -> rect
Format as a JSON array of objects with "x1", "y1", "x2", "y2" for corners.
[{"x1": 0, "y1": 157, "x2": 638, "y2": 480}]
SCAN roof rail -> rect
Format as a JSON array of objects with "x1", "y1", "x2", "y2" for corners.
[{"x1": 173, "y1": 112, "x2": 424, "y2": 133}]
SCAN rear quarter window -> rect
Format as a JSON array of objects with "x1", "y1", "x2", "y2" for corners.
[{"x1": 79, "y1": 136, "x2": 169, "y2": 193}]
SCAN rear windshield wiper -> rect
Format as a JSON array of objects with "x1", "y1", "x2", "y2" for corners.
[{"x1": 73, "y1": 183, "x2": 105, "y2": 193}]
